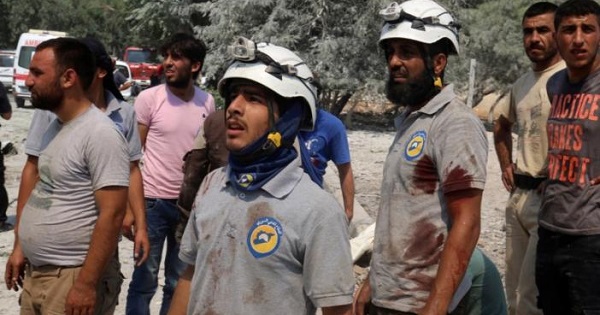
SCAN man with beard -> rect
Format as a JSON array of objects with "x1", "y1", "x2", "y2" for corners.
[
  {"x1": 168, "y1": 36, "x2": 354, "y2": 315},
  {"x1": 536, "y1": 0, "x2": 600, "y2": 313},
  {"x1": 5, "y1": 37, "x2": 150, "y2": 304},
  {"x1": 126, "y1": 32, "x2": 215, "y2": 315},
  {"x1": 493, "y1": 3, "x2": 563, "y2": 315},
  {"x1": 12, "y1": 38, "x2": 130, "y2": 314},
  {"x1": 354, "y1": 1, "x2": 493, "y2": 314}
]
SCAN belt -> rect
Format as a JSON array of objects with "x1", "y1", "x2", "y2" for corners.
[{"x1": 514, "y1": 174, "x2": 546, "y2": 190}]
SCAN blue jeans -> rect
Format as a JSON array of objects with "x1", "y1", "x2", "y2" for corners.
[
  {"x1": 126, "y1": 198, "x2": 186, "y2": 315},
  {"x1": 536, "y1": 227, "x2": 600, "y2": 315}
]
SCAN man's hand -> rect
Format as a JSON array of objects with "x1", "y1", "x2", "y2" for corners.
[
  {"x1": 591, "y1": 176, "x2": 600, "y2": 186},
  {"x1": 353, "y1": 278, "x2": 371, "y2": 315},
  {"x1": 501, "y1": 163, "x2": 516, "y2": 192},
  {"x1": 133, "y1": 227, "x2": 150, "y2": 266},
  {"x1": 121, "y1": 208, "x2": 150, "y2": 266},
  {"x1": 65, "y1": 280, "x2": 96, "y2": 315},
  {"x1": 121, "y1": 208, "x2": 135, "y2": 241},
  {"x1": 5, "y1": 246, "x2": 25, "y2": 291}
]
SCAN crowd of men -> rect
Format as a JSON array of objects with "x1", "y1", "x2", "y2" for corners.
[{"x1": 1, "y1": 0, "x2": 599, "y2": 314}]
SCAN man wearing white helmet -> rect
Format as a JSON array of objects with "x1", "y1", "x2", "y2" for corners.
[
  {"x1": 354, "y1": 1, "x2": 499, "y2": 314},
  {"x1": 168, "y1": 37, "x2": 354, "y2": 315}
]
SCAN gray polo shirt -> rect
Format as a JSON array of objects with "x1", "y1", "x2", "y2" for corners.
[
  {"x1": 370, "y1": 85, "x2": 488, "y2": 313},
  {"x1": 180, "y1": 157, "x2": 355, "y2": 314}
]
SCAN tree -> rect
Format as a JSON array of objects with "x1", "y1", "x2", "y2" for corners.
[{"x1": 1, "y1": 0, "x2": 132, "y2": 56}]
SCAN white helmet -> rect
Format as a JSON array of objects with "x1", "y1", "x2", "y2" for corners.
[
  {"x1": 218, "y1": 37, "x2": 318, "y2": 130},
  {"x1": 379, "y1": 0, "x2": 460, "y2": 55}
]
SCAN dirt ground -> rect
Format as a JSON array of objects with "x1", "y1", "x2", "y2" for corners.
[{"x1": 0, "y1": 99, "x2": 510, "y2": 313}]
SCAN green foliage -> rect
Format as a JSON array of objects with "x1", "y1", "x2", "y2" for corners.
[
  {"x1": 0, "y1": 0, "x2": 565, "y2": 112},
  {"x1": 0, "y1": 0, "x2": 131, "y2": 56}
]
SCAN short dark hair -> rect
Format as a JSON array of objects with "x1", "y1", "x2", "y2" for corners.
[
  {"x1": 523, "y1": 2, "x2": 558, "y2": 23},
  {"x1": 555, "y1": 0, "x2": 600, "y2": 29},
  {"x1": 36, "y1": 37, "x2": 96, "y2": 91},
  {"x1": 160, "y1": 32, "x2": 207, "y2": 80}
]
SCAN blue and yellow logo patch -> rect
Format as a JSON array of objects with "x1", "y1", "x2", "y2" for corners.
[
  {"x1": 237, "y1": 173, "x2": 255, "y2": 188},
  {"x1": 405, "y1": 131, "x2": 426, "y2": 161},
  {"x1": 247, "y1": 217, "x2": 283, "y2": 259}
]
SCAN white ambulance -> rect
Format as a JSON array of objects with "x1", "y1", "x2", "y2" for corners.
[{"x1": 12, "y1": 29, "x2": 67, "y2": 108}]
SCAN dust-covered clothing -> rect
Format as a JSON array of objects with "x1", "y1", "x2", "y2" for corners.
[
  {"x1": 24, "y1": 91, "x2": 142, "y2": 161},
  {"x1": 299, "y1": 109, "x2": 351, "y2": 186},
  {"x1": 179, "y1": 158, "x2": 355, "y2": 315},
  {"x1": 134, "y1": 84, "x2": 215, "y2": 199},
  {"x1": 495, "y1": 61, "x2": 565, "y2": 177},
  {"x1": 19, "y1": 106, "x2": 130, "y2": 267},
  {"x1": 495, "y1": 61, "x2": 564, "y2": 315},
  {"x1": 370, "y1": 84, "x2": 488, "y2": 313},
  {"x1": 176, "y1": 109, "x2": 228, "y2": 243},
  {"x1": 542, "y1": 68, "x2": 600, "y2": 235},
  {"x1": 20, "y1": 254, "x2": 123, "y2": 315}
]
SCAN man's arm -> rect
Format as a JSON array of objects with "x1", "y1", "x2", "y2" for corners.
[
  {"x1": 122, "y1": 160, "x2": 149, "y2": 265},
  {"x1": 5, "y1": 155, "x2": 38, "y2": 291},
  {"x1": 336, "y1": 162, "x2": 354, "y2": 221},
  {"x1": 420, "y1": 188, "x2": 481, "y2": 315},
  {"x1": 322, "y1": 305, "x2": 352, "y2": 315},
  {"x1": 65, "y1": 186, "x2": 128, "y2": 314},
  {"x1": 138, "y1": 122, "x2": 149, "y2": 149},
  {"x1": 352, "y1": 277, "x2": 371, "y2": 315},
  {"x1": 168, "y1": 264, "x2": 194, "y2": 315},
  {"x1": 493, "y1": 115, "x2": 515, "y2": 192}
]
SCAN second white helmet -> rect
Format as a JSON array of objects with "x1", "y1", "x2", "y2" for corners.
[
  {"x1": 379, "y1": 0, "x2": 460, "y2": 54},
  {"x1": 218, "y1": 37, "x2": 318, "y2": 131}
]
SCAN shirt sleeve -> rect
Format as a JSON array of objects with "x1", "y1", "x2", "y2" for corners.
[
  {"x1": 493, "y1": 86, "x2": 515, "y2": 123},
  {"x1": 179, "y1": 206, "x2": 199, "y2": 265},
  {"x1": 329, "y1": 117, "x2": 351, "y2": 166},
  {"x1": 125, "y1": 106, "x2": 143, "y2": 161},
  {"x1": 302, "y1": 200, "x2": 355, "y2": 308},
  {"x1": 87, "y1": 123, "x2": 130, "y2": 190},
  {"x1": 432, "y1": 110, "x2": 488, "y2": 193},
  {"x1": 134, "y1": 90, "x2": 153, "y2": 126},
  {"x1": 24, "y1": 109, "x2": 57, "y2": 156}
]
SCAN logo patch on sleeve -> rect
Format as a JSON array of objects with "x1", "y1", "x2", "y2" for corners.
[
  {"x1": 405, "y1": 131, "x2": 427, "y2": 161},
  {"x1": 247, "y1": 217, "x2": 283, "y2": 259}
]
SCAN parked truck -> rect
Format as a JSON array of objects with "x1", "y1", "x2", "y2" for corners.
[{"x1": 122, "y1": 46, "x2": 160, "y2": 89}]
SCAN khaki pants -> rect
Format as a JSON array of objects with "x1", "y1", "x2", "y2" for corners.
[
  {"x1": 20, "y1": 254, "x2": 122, "y2": 315},
  {"x1": 505, "y1": 188, "x2": 542, "y2": 315}
]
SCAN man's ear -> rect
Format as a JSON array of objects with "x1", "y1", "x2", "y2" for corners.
[
  {"x1": 432, "y1": 53, "x2": 447, "y2": 77},
  {"x1": 97, "y1": 68, "x2": 107, "y2": 80},
  {"x1": 192, "y1": 61, "x2": 202, "y2": 75},
  {"x1": 61, "y1": 68, "x2": 78, "y2": 89}
]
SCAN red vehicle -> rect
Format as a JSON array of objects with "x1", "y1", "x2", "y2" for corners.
[{"x1": 123, "y1": 47, "x2": 160, "y2": 89}]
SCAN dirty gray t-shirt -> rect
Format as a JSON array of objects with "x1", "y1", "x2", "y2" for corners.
[
  {"x1": 370, "y1": 85, "x2": 488, "y2": 313},
  {"x1": 19, "y1": 106, "x2": 130, "y2": 267},
  {"x1": 24, "y1": 91, "x2": 142, "y2": 161},
  {"x1": 179, "y1": 158, "x2": 355, "y2": 315}
]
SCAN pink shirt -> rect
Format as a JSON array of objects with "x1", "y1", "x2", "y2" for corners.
[{"x1": 135, "y1": 85, "x2": 216, "y2": 198}]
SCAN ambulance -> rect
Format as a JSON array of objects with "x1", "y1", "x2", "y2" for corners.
[{"x1": 12, "y1": 29, "x2": 67, "y2": 107}]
